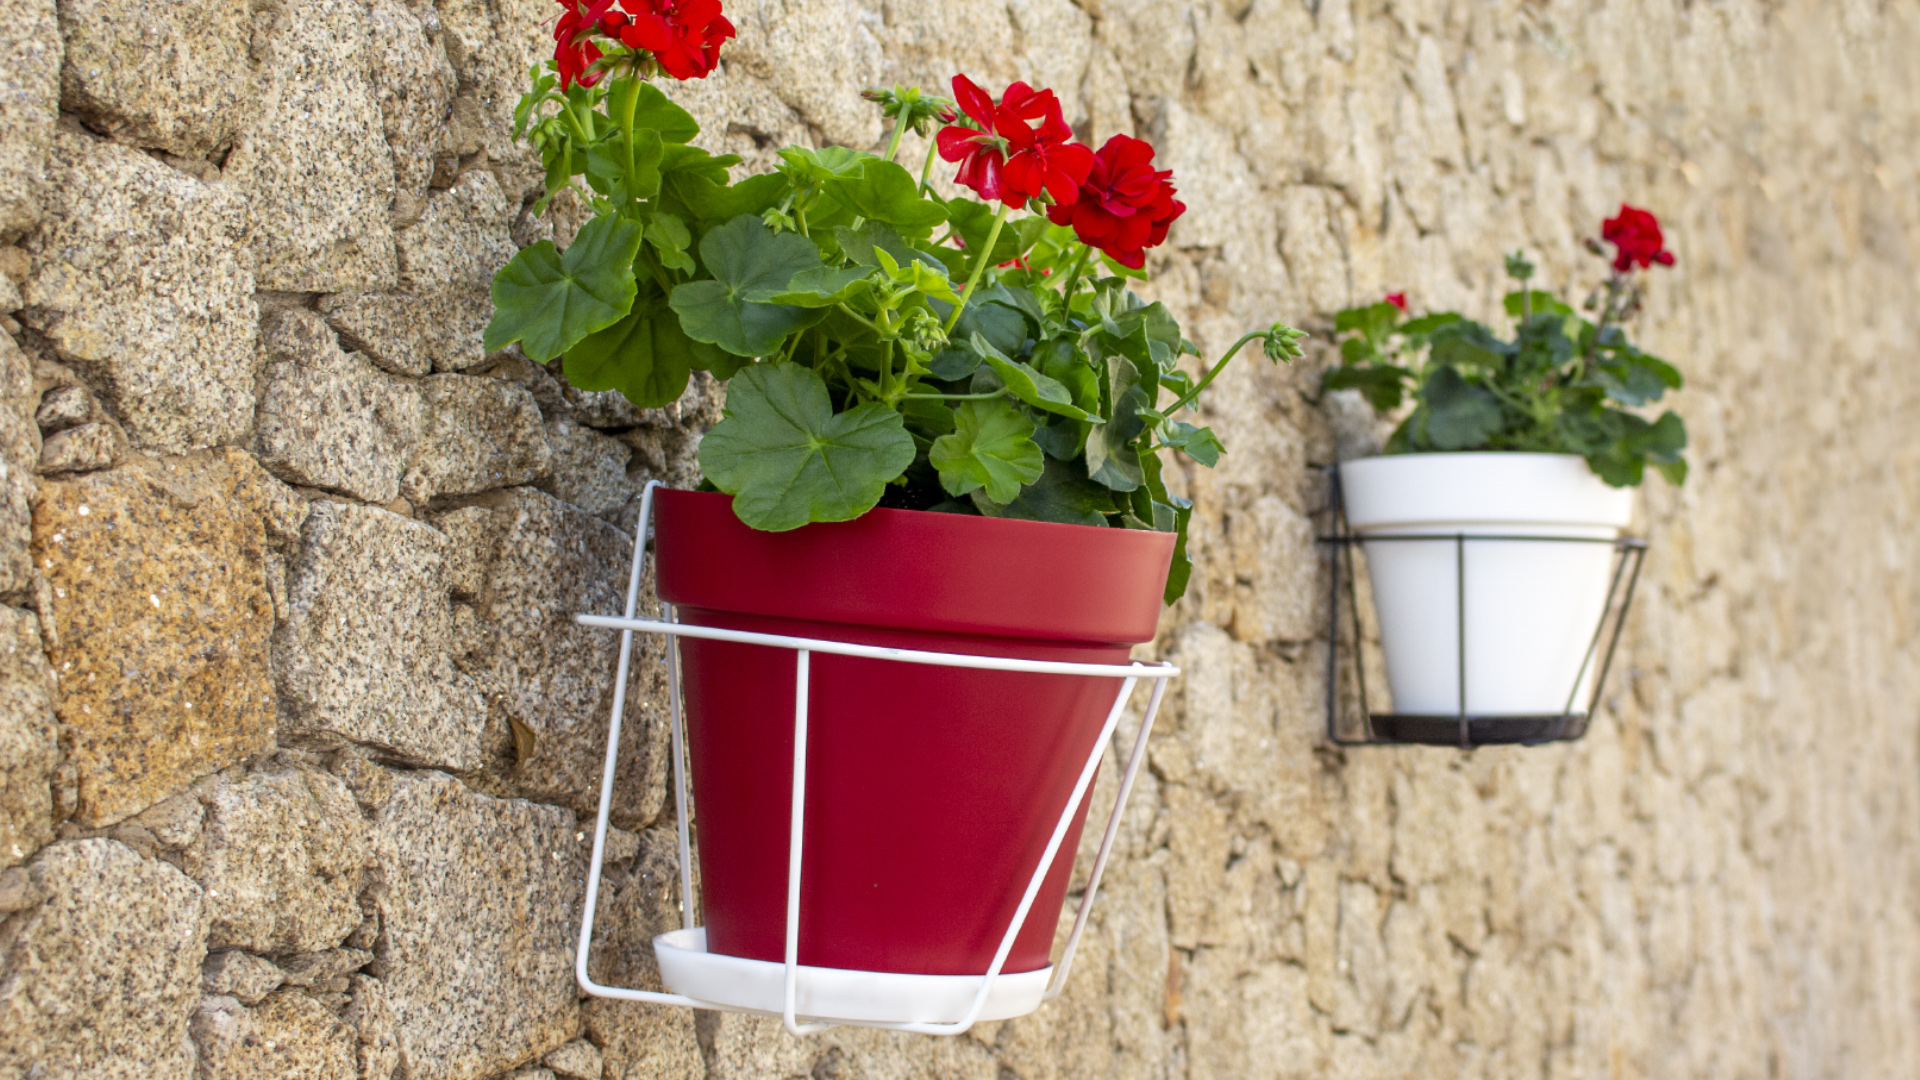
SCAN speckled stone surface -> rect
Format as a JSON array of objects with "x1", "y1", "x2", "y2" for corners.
[
  {"x1": 255, "y1": 309, "x2": 425, "y2": 503},
  {"x1": 193, "y1": 989, "x2": 360, "y2": 1080},
  {"x1": 275, "y1": 500, "x2": 486, "y2": 771},
  {"x1": 371, "y1": 768, "x2": 583, "y2": 1080},
  {"x1": 33, "y1": 452, "x2": 282, "y2": 826},
  {"x1": 464, "y1": 489, "x2": 665, "y2": 827},
  {"x1": 321, "y1": 289, "x2": 492, "y2": 377},
  {"x1": 56, "y1": 0, "x2": 255, "y2": 159},
  {"x1": 20, "y1": 132, "x2": 257, "y2": 454},
  {"x1": 537, "y1": 420, "x2": 636, "y2": 516},
  {"x1": 400, "y1": 374, "x2": 553, "y2": 503},
  {"x1": 0, "y1": 0, "x2": 58, "y2": 239},
  {"x1": 395, "y1": 170, "x2": 516, "y2": 373},
  {"x1": 366, "y1": 0, "x2": 456, "y2": 225},
  {"x1": 0, "y1": 838, "x2": 207, "y2": 1079},
  {"x1": 190, "y1": 762, "x2": 371, "y2": 954},
  {"x1": 0, "y1": 329, "x2": 37, "y2": 596},
  {"x1": 0, "y1": 605, "x2": 54, "y2": 867},
  {"x1": 544, "y1": 1038, "x2": 605, "y2": 1080},
  {"x1": 222, "y1": 0, "x2": 397, "y2": 292},
  {"x1": 201, "y1": 949, "x2": 286, "y2": 1006}
]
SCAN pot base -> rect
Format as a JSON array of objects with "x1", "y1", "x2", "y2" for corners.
[
  {"x1": 654, "y1": 928, "x2": 1052, "y2": 1025},
  {"x1": 1365, "y1": 713, "x2": 1591, "y2": 747}
]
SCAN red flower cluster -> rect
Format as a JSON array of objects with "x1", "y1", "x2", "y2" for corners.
[
  {"x1": 1046, "y1": 135, "x2": 1185, "y2": 270},
  {"x1": 940, "y1": 76, "x2": 1184, "y2": 268},
  {"x1": 938, "y1": 76, "x2": 1093, "y2": 209},
  {"x1": 552, "y1": 0, "x2": 735, "y2": 89},
  {"x1": 1384, "y1": 292, "x2": 1408, "y2": 312},
  {"x1": 1602, "y1": 205, "x2": 1676, "y2": 273}
]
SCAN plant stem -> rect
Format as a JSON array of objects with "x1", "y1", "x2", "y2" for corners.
[
  {"x1": 946, "y1": 202, "x2": 1010, "y2": 334},
  {"x1": 835, "y1": 303, "x2": 886, "y2": 337},
  {"x1": 1058, "y1": 244, "x2": 1093, "y2": 299},
  {"x1": 883, "y1": 110, "x2": 909, "y2": 165},
  {"x1": 903, "y1": 389, "x2": 1008, "y2": 401},
  {"x1": 918, "y1": 139, "x2": 941, "y2": 194},
  {"x1": 1166, "y1": 331, "x2": 1263, "y2": 415}
]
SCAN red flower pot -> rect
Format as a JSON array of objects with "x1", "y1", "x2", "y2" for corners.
[{"x1": 654, "y1": 490, "x2": 1174, "y2": 976}]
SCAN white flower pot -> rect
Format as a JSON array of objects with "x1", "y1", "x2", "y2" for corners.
[{"x1": 1338, "y1": 453, "x2": 1634, "y2": 717}]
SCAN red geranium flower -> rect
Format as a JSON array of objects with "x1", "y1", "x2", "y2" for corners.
[
  {"x1": 938, "y1": 75, "x2": 1094, "y2": 209},
  {"x1": 1602, "y1": 205, "x2": 1676, "y2": 273},
  {"x1": 553, "y1": 0, "x2": 617, "y2": 90},
  {"x1": 1385, "y1": 292, "x2": 1408, "y2": 312},
  {"x1": 1044, "y1": 134, "x2": 1184, "y2": 269},
  {"x1": 610, "y1": 0, "x2": 735, "y2": 80}
]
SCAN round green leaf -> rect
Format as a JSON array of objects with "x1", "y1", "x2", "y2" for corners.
[
  {"x1": 669, "y1": 215, "x2": 825, "y2": 357},
  {"x1": 698, "y1": 362, "x2": 917, "y2": 531},
  {"x1": 485, "y1": 215, "x2": 644, "y2": 361},
  {"x1": 930, "y1": 399, "x2": 1045, "y2": 505}
]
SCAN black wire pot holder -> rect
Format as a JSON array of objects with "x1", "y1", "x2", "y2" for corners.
[{"x1": 1317, "y1": 466, "x2": 1648, "y2": 749}]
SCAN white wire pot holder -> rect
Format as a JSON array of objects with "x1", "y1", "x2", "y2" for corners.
[{"x1": 573, "y1": 482, "x2": 1181, "y2": 1036}]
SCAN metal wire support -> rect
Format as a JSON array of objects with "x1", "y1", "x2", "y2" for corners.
[
  {"x1": 572, "y1": 482, "x2": 1179, "y2": 1036},
  {"x1": 1318, "y1": 466, "x2": 1648, "y2": 749}
]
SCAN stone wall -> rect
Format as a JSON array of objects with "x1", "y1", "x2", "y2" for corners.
[{"x1": 2, "y1": 1, "x2": 1917, "y2": 1078}]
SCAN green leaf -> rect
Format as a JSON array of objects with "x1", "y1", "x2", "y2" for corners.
[
  {"x1": 770, "y1": 266, "x2": 874, "y2": 308},
  {"x1": 697, "y1": 362, "x2": 917, "y2": 531},
  {"x1": 985, "y1": 455, "x2": 1116, "y2": 527},
  {"x1": 835, "y1": 222, "x2": 946, "y2": 271},
  {"x1": 778, "y1": 145, "x2": 871, "y2": 183},
  {"x1": 664, "y1": 169, "x2": 787, "y2": 226},
  {"x1": 1428, "y1": 321, "x2": 1509, "y2": 371},
  {"x1": 1419, "y1": 366, "x2": 1505, "y2": 450},
  {"x1": 562, "y1": 302, "x2": 714, "y2": 408},
  {"x1": 485, "y1": 215, "x2": 644, "y2": 361},
  {"x1": 1162, "y1": 496, "x2": 1195, "y2": 604},
  {"x1": 645, "y1": 212, "x2": 695, "y2": 273},
  {"x1": 824, "y1": 159, "x2": 948, "y2": 237},
  {"x1": 1323, "y1": 364, "x2": 1411, "y2": 412},
  {"x1": 1160, "y1": 421, "x2": 1224, "y2": 466},
  {"x1": 930, "y1": 399, "x2": 1045, "y2": 504},
  {"x1": 1502, "y1": 289, "x2": 1575, "y2": 318},
  {"x1": 669, "y1": 215, "x2": 825, "y2": 356},
  {"x1": 946, "y1": 199, "x2": 1028, "y2": 265},
  {"x1": 625, "y1": 80, "x2": 700, "y2": 142},
  {"x1": 1086, "y1": 356, "x2": 1150, "y2": 491},
  {"x1": 971, "y1": 334, "x2": 1095, "y2": 420}
]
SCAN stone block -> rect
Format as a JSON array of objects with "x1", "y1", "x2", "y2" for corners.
[
  {"x1": 0, "y1": 331, "x2": 34, "y2": 594},
  {"x1": 255, "y1": 308, "x2": 425, "y2": 503},
  {"x1": 0, "y1": 606, "x2": 54, "y2": 866},
  {"x1": 33, "y1": 383, "x2": 90, "y2": 433},
  {"x1": 545, "y1": 1038, "x2": 605, "y2": 1080},
  {"x1": 400, "y1": 374, "x2": 553, "y2": 503},
  {"x1": 223, "y1": 0, "x2": 397, "y2": 292},
  {"x1": 275, "y1": 500, "x2": 488, "y2": 771},
  {"x1": 21, "y1": 132, "x2": 258, "y2": 453},
  {"x1": 396, "y1": 169, "x2": 517, "y2": 300},
  {"x1": 371, "y1": 770, "x2": 583, "y2": 1080},
  {"x1": 56, "y1": 0, "x2": 255, "y2": 159},
  {"x1": 367, "y1": 0, "x2": 456, "y2": 223},
  {"x1": 192, "y1": 762, "x2": 372, "y2": 955},
  {"x1": 33, "y1": 452, "x2": 281, "y2": 826},
  {"x1": 583, "y1": 1000, "x2": 704, "y2": 1080},
  {"x1": 0, "y1": 0, "x2": 59, "y2": 238},
  {"x1": 347, "y1": 973, "x2": 400, "y2": 1080},
  {"x1": 466, "y1": 489, "x2": 666, "y2": 827},
  {"x1": 36, "y1": 420, "x2": 116, "y2": 474},
  {"x1": 0, "y1": 838, "x2": 207, "y2": 1079},
  {"x1": 203, "y1": 949, "x2": 287, "y2": 1006},
  {"x1": 321, "y1": 289, "x2": 486, "y2": 377},
  {"x1": 193, "y1": 990, "x2": 360, "y2": 1080},
  {"x1": 538, "y1": 419, "x2": 636, "y2": 515}
]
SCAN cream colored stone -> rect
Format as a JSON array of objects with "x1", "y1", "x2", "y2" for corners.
[
  {"x1": 57, "y1": 0, "x2": 254, "y2": 159},
  {"x1": 0, "y1": 0, "x2": 59, "y2": 239},
  {"x1": 0, "y1": 605, "x2": 54, "y2": 866},
  {"x1": 400, "y1": 374, "x2": 553, "y2": 502},
  {"x1": 255, "y1": 308, "x2": 425, "y2": 503}
]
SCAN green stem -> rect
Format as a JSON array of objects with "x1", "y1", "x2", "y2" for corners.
[
  {"x1": 1058, "y1": 244, "x2": 1093, "y2": 300},
  {"x1": 883, "y1": 110, "x2": 909, "y2": 165},
  {"x1": 918, "y1": 138, "x2": 941, "y2": 194},
  {"x1": 903, "y1": 389, "x2": 1008, "y2": 401},
  {"x1": 835, "y1": 303, "x2": 886, "y2": 337},
  {"x1": 945, "y1": 202, "x2": 1010, "y2": 334},
  {"x1": 1166, "y1": 331, "x2": 1264, "y2": 415},
  {"x1": 879, "y1": 339, "x2": 894, "y2": 397},
  {"x1": 795, "y1": 205, "x2": 811, "y2": 238}
]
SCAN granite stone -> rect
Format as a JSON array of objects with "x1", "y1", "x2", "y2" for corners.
[
  {"x1": 33, "y1": 452, "x2": 283, "y2": 826},
  {"x1": 202, "y1": 949, "x2": 287, "y2": 1006},
  {"x1": 0, "y1": 605, "x2": 54, "y2": 867},
  {"x1": 275, "y1": 500, "x2": 487, "y2": 771},
  {"x1": 255, "y1": 308, "x2": 426, "y2": 503},
  {"x1": 367, "y1": 0, "x2": 457, "y2": 224},
  {"x1": 536, "y1": 419, "x2": 636, "y2": 516},
  {"x1": 0, "y1": 839, "x2": 207, "y2": 1079},
  {"x1": 0, "y1": 330, "x2": 35, "y2": 594},
  {"x1": 35, "y1": 420, "x2": 117, "y2": 474},
  {"x1": 222, "y1": 0, "x2": 397, "y2": 291},
  {"x1": 193, "y1": 990, "x2": 360, "y2": 1080},
  {"x1": 371, "y1": 769, "x2": 583, "y2": 1080},
  {"x1": 544, "y1": 1039, "x2": 605, "y2": 1080},
  {"x1": 394, "y1": 170, "x2": 517, "y2": 373},
  {"x1": 0, "y1": 0, "x2": 59, "y2": 239},
  {"x1": 56, "y1": 0, "x2": 255, "y2": 159},
  {"x1": 400, "y1": 374, "x2": 553, "y2": 503},
  {"x1": 20, "y1": 132, "x2": 258, "y2": 454}
]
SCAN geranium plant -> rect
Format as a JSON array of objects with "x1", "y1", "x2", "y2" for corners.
[
  {"x1": 486, "y1": 0, "x2": 1303, "y2": 602},
  {"x1": 1323, "y1": 206, "x2": 1688, "y2": 487}
]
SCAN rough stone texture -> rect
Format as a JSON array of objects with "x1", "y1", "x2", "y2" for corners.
[
  {"x1": 2, "y1": 3, "x2": 1918, "y2": 1079},
  {"x1": 202, "y1": 949, "x2": 286, "y2": 1006},
  {"x1": 255, "y1": 308, "x2": 425, "y2": 503},
  {"x1": 56, "y1": 0, "x2": 254, "y2": 159},
  {"x1": 544, "y1": 1038, "x2": 604, "y2": 1080},
  {"x1": 0, "y1": 0, "x2": 59, "y2": 239},
  {"x1": 33, "y1": 452, "x2": 282, "y2": 826},
  {"x1": 0, "y1": 839, "x2": 206, "y2": 1079},
  {"x1": 36, "y1": 421, "x2": 115, "y2": 474},
  {"x1": 461, "y1": 488, "x2": 666, "y2": 826},
  {"x1": 400, "y1": 373, "x2": 552, "y2": 503},
  {"x1": 193, "y1": 990, "x2": 359, "y2": 1080},
  {"x1": 371, "y1": 769, "x2": 583, "y2": 1080},
  {"x1": 20, "y1": 131, "x2": 257, "y2": 454},
  {"x1": 190, "y1": 761, "x2": 372, "y2": 955},
  {"x1": 275, "y1": 500, "x2": 487, "y2": 770},
  {"x1": 223, "y1": 0, "x2": 397, "y2": 292},
  {"x1": 0, "y1": 605, "x2": 54, "y2": 866}
]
